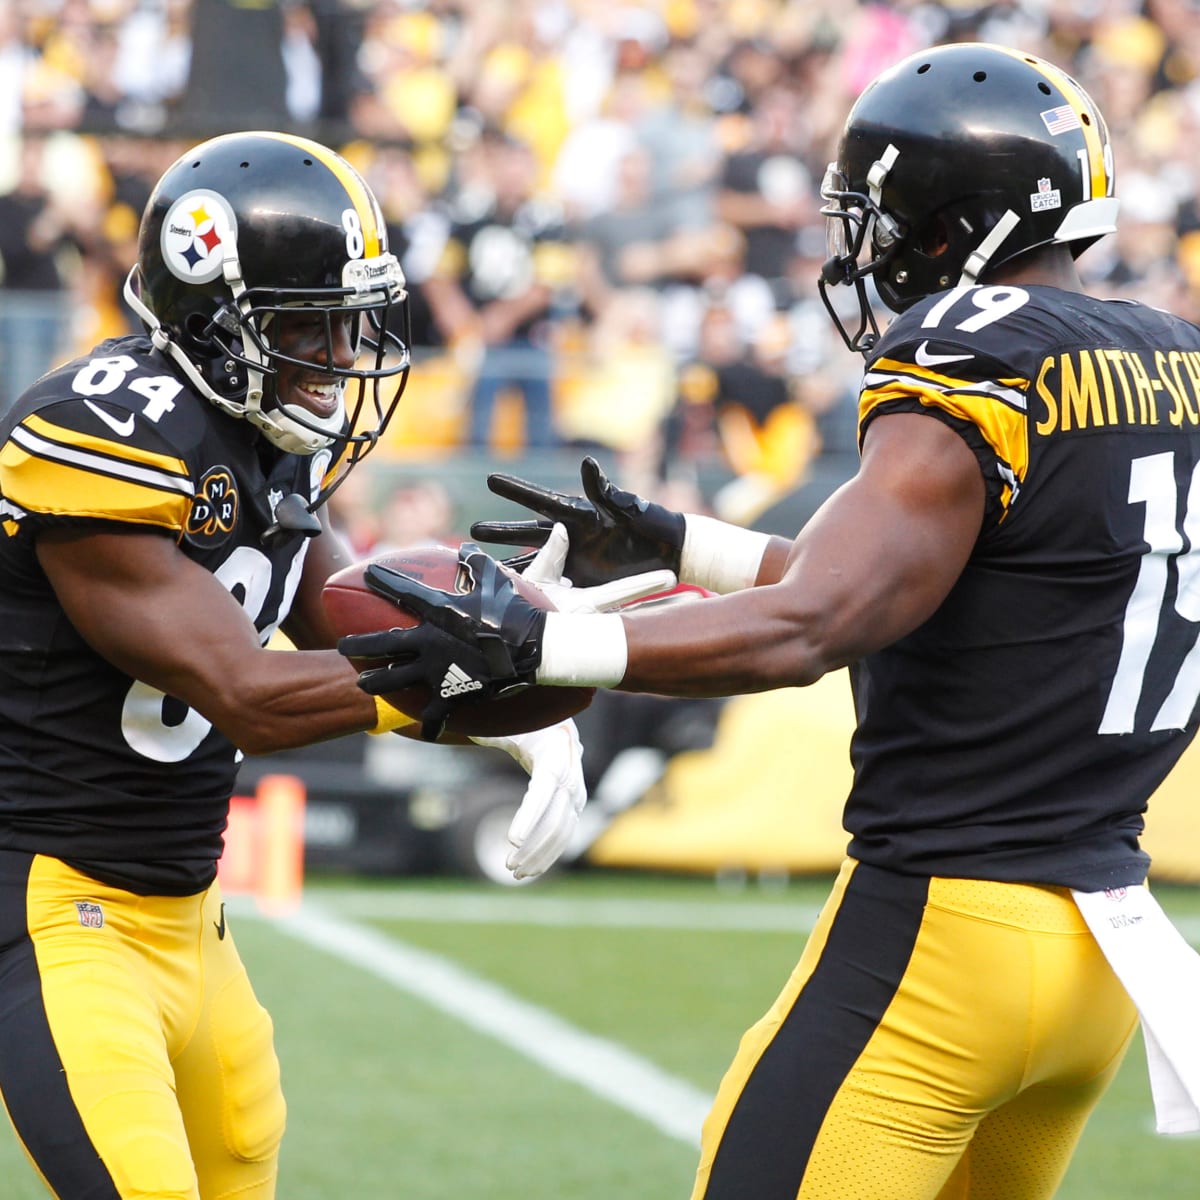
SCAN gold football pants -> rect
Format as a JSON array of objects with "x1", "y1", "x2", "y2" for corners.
[
  {"x1": 0, "y1": 851, "x2": 285, "y2": 1199},
  {"x1": 691, "y1": 859, "x2": 1138, "y2": 1200}
]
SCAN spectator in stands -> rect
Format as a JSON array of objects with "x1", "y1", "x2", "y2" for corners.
[
  {"x1": 551, "y1": 67, "x2": 650, "y2": 223},
  {"x1": 175, "y1": 0, "x2": 290, "y2": 134},
  {"x1": 451, "y1": 3, "x2": 571, "y2": 178},
  {"x1": 716, "y1": 84, "x2": 815, "y2": 308},
  {"x1": 575, "y1": 142, "x2": 742, "y2": 360},
  {"x1": 556, "y1": 286, "x2": 677, "y2": 460},
  {"x1": 371, "y1": 478, "x2": 461, "y2": 554},
  {"x1": 351, "y1": 7, "x2": 456, "y2": 154},
  {"x1": 110, "y1": 0, "x2": 193, "y2": 133},
  {"x1": 710, "y1": 37, "x2": 787, "y2": 115},
  {"x1": 662, "y1": 304, "x2": 817, "y2": 523},
  {"x1": 575, "y1": 144, "x2": 678, "y2": 299},
  {"x1": 306, "y1": 0, "x2": 371, "y2": 137},
  {"x1": 637, "y1": 38, "x2": 723, "y2": 232},
  {"x1": 423, "y1": 129, "x2": 573, "y2": 450},
  {"x1": 0, "y1": 137, "x2": 77, "y2": 412}
]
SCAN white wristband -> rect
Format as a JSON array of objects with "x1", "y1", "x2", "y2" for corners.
[
  {"x1": 536, "y1": 612, "x2": 628, "y2": 687},
  {"x1": 680, "y1": 514, "x2": 772, "y2": 594}
]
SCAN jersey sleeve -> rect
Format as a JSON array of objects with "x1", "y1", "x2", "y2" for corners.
[
  {"x1": 0, "y1": 398, "x2": 194, "y2": 535},
  {"x1": 857, "y1": 338, "x2": 1031, "y2": 525}
]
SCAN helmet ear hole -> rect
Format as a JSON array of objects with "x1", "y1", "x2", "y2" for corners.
[
  {"x1": 184, "y1": 311, "x2": 221, "y2": 348},
  {"x1": 913, "y1": 214, "x2": 951, "y2": 258}
]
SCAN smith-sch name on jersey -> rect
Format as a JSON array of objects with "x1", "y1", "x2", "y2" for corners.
[{"x1": 1035, "y1": 346, "x2": 1200, "y2": 434}]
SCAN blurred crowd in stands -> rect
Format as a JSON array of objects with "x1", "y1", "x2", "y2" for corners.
[{"x1": 3, "y1": 0, "x2": 1200, "y2": 527}]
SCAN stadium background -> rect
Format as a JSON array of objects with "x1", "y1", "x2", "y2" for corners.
[
  {"x1": 4, "y1": 0, "x2": 1200, "y2": 883},
  {"x1": 3, "y1": 5, "x2": 1200, "y2": 1197}
]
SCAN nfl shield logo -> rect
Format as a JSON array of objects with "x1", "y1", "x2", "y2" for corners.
[{"x1": 75, "y1": 901, "x2": 104, "y2": 929}]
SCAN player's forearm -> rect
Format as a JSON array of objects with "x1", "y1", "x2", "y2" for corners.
[
  {"x1": 538, "y1": 585, "x2": 842, "y2": 697},
  {"x1": 624, "y1": 589, "x2": 838, "y2": 695},
  {"x1": 184, "y1": 647, "x2": 382, "y2": 754}
]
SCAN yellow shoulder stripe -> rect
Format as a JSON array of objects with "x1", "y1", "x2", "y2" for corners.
[
  {"x1": 859, "y1": 358, "x2": 1030, "y2": 511},
  {"x1": 1, "y1": 414, "x2": 193, "y2": 529}
]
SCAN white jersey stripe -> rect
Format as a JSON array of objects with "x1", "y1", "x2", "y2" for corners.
[
  {"x1": 864, "y1": 367, "x2": 1028, "y2": 414},
  {"x1": 12, "y1": 424, "x2": 195, "y2": 497}
]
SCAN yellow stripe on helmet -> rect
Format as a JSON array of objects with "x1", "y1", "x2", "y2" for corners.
[
  {"x1": 264, "y1": 132, "x2": 383, "y2": 258},
  {"x1": 994, "y1": 47, "x2": 1111, "y2": 201}
]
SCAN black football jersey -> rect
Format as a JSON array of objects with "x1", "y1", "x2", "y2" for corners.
[
  {"x1": 436, "y1": 194, "x2": 573, "y2": 337},
  {"x1": 0, "y1": 336, "x2": 325, "y2": 894},
  {"x1": 847, "y1": 284, "x2": 1200, "y2": 889}
]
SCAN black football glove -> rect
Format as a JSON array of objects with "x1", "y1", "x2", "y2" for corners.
[
  {"x1": 338, "y1": 545, "x2": 547, "y2": 742},
  {"x1": 470, "y1": 456, "x2": 686, "y2": 588}
]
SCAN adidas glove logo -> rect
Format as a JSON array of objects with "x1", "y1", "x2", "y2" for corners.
[{"x1": 440, "y1": 663, "x2": 484, "y2": 698}]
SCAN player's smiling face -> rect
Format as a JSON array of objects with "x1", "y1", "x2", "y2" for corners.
[{"x1": 271, "y1": 310, "x2": 357, "y2": 420}]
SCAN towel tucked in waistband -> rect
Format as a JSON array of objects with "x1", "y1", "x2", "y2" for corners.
[{"x1": 1073, "y1": 884, "x2": 1200, "y2": 1135}]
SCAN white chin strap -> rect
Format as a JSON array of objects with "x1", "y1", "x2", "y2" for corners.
[
  {"x1": 960, "y1": 209, "x2": 1021, "y2": 284},
  {"x1": 248, "y1": 395, "x2": 345, "y2": 455}
]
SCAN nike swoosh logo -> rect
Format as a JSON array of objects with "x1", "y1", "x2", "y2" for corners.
[
  {"x1": 214, "y1": 902, "x2": 227, "y2": 940},
  {"x1": 914, "y1": 340, "x2": 973, "y2": 368},
  {"x1": 83, "y1": 400, "x2": 136, "y2": 437}
]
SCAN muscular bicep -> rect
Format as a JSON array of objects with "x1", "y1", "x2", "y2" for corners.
[
  {"x1": 37, "y1": 527, "x2": 264, "y2": 698},
  {"x1": 620, "y1": 412, "x2": 986, "y2": 694},
  {"x1": 35, "y1": 526, "x2": 377, "y2": 752},
  {"x1": 780, "y1": 411, "x2": 985, "y2": 661}
]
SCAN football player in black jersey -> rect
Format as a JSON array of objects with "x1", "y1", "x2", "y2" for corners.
[
  {"x1": 0, "y1": 131, "x2": 614, "y2": 1200},
  {"x1": 344, "y1": 44, "x2": 1200, "y2": 1199}
]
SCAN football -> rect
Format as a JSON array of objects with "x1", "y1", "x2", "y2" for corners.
[{"x1": 323, "y1": 543, "x2": 595, "y2": 736}]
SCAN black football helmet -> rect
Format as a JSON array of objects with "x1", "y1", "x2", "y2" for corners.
[
  {"x1": 124, "y1": 131, "x2": 411, "y2": 502},
  {"x1": 818, "y1": 43, "x2": 1118, "y2": 353}
]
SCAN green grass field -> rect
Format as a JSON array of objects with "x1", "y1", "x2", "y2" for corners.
[{"x1": 2, "y1": 870, "x2": 1198, "y2": 1198}]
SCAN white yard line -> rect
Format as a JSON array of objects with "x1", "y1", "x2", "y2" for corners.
[
  {"x1": 243, "y1": 886, "x2": 1200, "y2": 1151},
  {"x1": 308, "y1": 888, "x2": 825, "y2": 932},
  {"x1": 267, "y1": 903, "x2": 712, "y2": 1147}
]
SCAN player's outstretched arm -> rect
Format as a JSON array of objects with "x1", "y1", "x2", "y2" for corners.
[
  {"x1": 341, "y1": 412, "x2": 986, "y2": 703},
  {"x1": 471, "y1": 456, "x2": 791, "y2": 593},
  {"x1": 35, "y1": 525, "x2": 384, "y2": 754}
]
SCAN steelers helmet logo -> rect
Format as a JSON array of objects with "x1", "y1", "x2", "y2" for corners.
[
  {"x1": 160, "y1": 189, "x2": 238, "y2": 285},
  {"x1": 185, "y1": 466, "x2": 239, "y2": 547}
]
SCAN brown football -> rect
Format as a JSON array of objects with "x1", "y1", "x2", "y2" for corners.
[{"x1": 323, "y1": 543, "x2": 594, "y2": 736}]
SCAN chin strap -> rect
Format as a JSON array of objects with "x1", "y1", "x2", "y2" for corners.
[
  {"x1": 123, "y1": 267, "x2": 248, "y2": 421},
  {"x1": 960, "y1": 209, "x2": 1021, "y2": 284}
]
